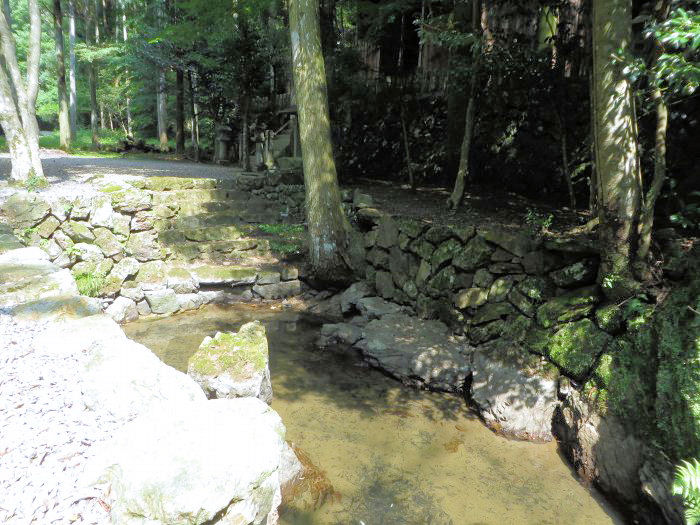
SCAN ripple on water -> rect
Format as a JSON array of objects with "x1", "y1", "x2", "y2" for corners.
[{"x1": 124, "y1": 304, "x2": 622, "y2": 525}]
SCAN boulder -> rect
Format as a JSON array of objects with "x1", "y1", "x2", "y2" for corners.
[
  {"x1": 0, "y1": 192, "x2": 50, "y2": 229},
  {"x1": 545, "y1": 319, "x2": 612, "y2": 381},
  {"x1": 356, "y1": 296, "x2": 401, "y2": 319},
  {"x1": 166, "y1": 267, "x2": 199, "y2": 294},
  {"x1": 90, "y1": 195, "x2": 114, "y2": 228},
  {"x1": 455, "y1": 287, "x2": 488, "y2": 309},
  {"x1": 549, "y1": 259, "x2": 597, "y2": 288},
  {"x1": 469, "y1": 344, "x2": 559, "y2": 441},
  {"x1": 253, "y1": 280, "x2": 301, "y2": 299},
  {"x1": 36, "y1": 216, "x2": 60, "y2": 238},
  {"x1": 176, "y1": 293, "x2": 205, "y2": 311},
  {"x1": 453, "y1": 235, "x2": 493, "y2": 271},
  {"x1": 431, "y1": 238, "x2": 462, "y2": 269},
  {"x1": 375, "y1": 270, "x2": 395, "y2": 299},
  {"x1": 86, "y1": 398, "x2": 284, "y2": 525},
  {"x1": 188, "y1": 321, "x2": 273, "y2": 403},
  {"x1": 0, "y1": 255, "x2": 77, "y2": 308},
  {"x1": 479, "y1": 228, "x2": 534, "y2": 257},
  {"x1": 536, "y1": 285, "x2": 600, "y2": 328},
  {"x1": 111, "y1": 257, "x2": 141, "y2": 281},
  {"x1": 257, "y1": 270, "x2": 281, "y2": 285},
  {"x1": 125, "y1": 230, "x2": 166, "y2": 262},
  {"x1": 355, "y1": 313, "x2": 471, "y2": 392},
  {"x1": 61, "y1": 221, "x2": 95, "y2": 243},
  {"x1": 473, "y1": 268, "x2": 494, "y2": 288},
  {"x1": 120, "y1": 281, "x2": 145, "y2": 302},
  {"x1": 106, "y1": 296, "x2": 139, "y2": 323},
  {"x1": 375, "y1": 216, "x2": 399, "y2": 249},
  {"x1": 339, "y1": 281, "x2": 373, "y2": 314},
  {"x1": 93, "y1": 227, "x2": 123, "y2": 258},
  {"x1": 317, "y1": 322, "x2": 364, "y2": 348},
  {"x1": 134, "y1": 260, "x2": 166, "y2": 284},
  {"x1": 110, "y1": 186, "x2": 152, "y2": 213},
  {"x1": 144, "y1": 288, "x2": 180, "y2": 315}
]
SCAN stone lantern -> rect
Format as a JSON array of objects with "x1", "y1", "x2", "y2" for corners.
[{"x1": 215, "y1": 125, "x2": 232, "y2": 164}]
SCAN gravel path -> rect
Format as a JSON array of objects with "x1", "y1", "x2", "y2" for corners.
[{"x1": 0, "y1": 311, "x2": 112, "y2": 524}]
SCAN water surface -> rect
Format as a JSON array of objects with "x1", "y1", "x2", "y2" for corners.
[{"x1": 124, "y1": 304, "x2": 621, "y2": 525}]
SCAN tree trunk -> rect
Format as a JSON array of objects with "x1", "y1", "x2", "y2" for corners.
[
  {"x1": 447, "y1": 0, "x2": 481, "y2": 211},
  {"x1": 0, "y1": 0, "x2": 44, "y2": 182},
  {"x1": 290, "y1": 0, "x2": 354, "y2": 284},
  {"x1": 241, "y1": 96, "x2": 250, "y2": 170},
  {"x1": 120, "y1": 0, "x2": 132, "y2": 138},
  {"x1": 53, "y1": 0, "x2": 71, "y2": 150},
  {"x1": 68, "y1": 0, "x2": 77, "y2": 139},
  {"x1": 175, "y1": 69, "x2": 185, "y2": 154},
  {"x1": 592, "y1": 0, "x2": 641, "y2": 299},
  {"x1": 636, "y1": 0, "x2": 671, "y2": 265},
  {"x1": 90, "y1": 0, "x2": 99, "y2": 147},
  {"x1": 89, "y1": 64, "x2": 99, "y2": 146},
  {"x1": 188, "y1": 70, "x2": 199, "y2": 162},
  {"x1": 157, "y1": 69, "x2": 168, "y2": 151}
]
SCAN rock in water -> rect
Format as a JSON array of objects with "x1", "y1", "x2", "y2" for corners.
[
  {"x1": 188, "y1": 321, "x2": 273, "y2": 403},
  {"x1": 85, "y1": 398, "x2": 285, "y2": 525},
  {"x1": 354, "y1": 313, "x2": 471, "y2": 392}
]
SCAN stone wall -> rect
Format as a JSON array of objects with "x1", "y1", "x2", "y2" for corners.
[
  {"x1": 359, "y1": 213, "x2": 613, "y2": 385},
  {"x1": 0, "y1": 172, "x2": 303, "y2": 323}
]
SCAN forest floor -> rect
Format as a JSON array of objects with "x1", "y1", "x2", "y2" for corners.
[
  {"x1": 353, "y1": 179, "x2": 593, "y2": 236},
  {"x1": 0, "y1": 151, "x2": 593, "y2": 239}
]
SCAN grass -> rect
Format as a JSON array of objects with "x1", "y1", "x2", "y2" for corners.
[
  {"x1": 74, "y1": 271, "x2": 106, "y2": 297},
  {"x1": 0, "y1": 129, "x2": 179, "y2": 160}
]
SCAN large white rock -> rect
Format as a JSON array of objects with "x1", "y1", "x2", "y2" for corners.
[
  {"x1": 86, "y1": 398, "x2": 285, "y2": 525},
  {"x1": 188, "y1": 321, "x2": 273, "y2": 403}
]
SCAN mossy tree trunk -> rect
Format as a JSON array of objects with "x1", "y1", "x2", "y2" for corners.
[
  {"x1": 289, "y1": 0, "x2": 354, "y2": 284},
  {"x1": 53, "y1": 0, "x2": 71, "y2": 150},
  {"x1": 0, "y1": 0, "x2": 44, "y2": 182},
  {"x1": 592, "y1": 0, "x2": 642, "y2": 299}
]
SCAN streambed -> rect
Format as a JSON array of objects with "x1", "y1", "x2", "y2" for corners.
[{"x1": 124, "y1": 304, "x2": 621, "y2": 525}]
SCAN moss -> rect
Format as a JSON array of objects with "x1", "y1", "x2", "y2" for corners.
[
  {"x1": 189, "y1": 321, "x2": 268, "y2": 379},
  {"x1": 547, "y1": 319, "x2": 611, "y2": 381},
  {"x1": 536, "y1": 285, "x2": 600, "y2": 328},
  {"x1": 99, "y1": 184, "x2": 126, "y2": 193},
  {"x1": 595, "y1": 303, "x2": 624, "y2": 333}
]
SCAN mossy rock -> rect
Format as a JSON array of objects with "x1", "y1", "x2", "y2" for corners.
[
  {"x1": 134, "y1": 260, "x2": 167, "y2": 283},
  {"x1": 396, "y1": 218, "x2": 426, "y2": 239},
  {"x1": 547, "y1": 319, "x2": 611, "y2": 381},
  {"x1": 453, "y1": 235, "x2": 493, "y2": 272},
  {"x1": 187, "y1": 321, "x2": 273, "y2": 403},
  {"x1": 471, "y1": 302, "x2": 514, "y2": 325},
  {"x1": 182, "y1": 225, "x2": 245, "y2": 242},
  {"x1": 0, "y1": 193, "x2": 50, "y2": 229},
  {"x1": 536, "y1": 285, "x2": 600, "y2": 328},
  {"x1": 595, "y1": 303, "x2": 624, "y2": 333},
  {"x1": 431, "y1": 238, "x2": 462, "y2": 269}
]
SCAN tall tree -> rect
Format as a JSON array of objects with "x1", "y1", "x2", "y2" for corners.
[
  {"x1": 53, "y1": 0, "x2": 71, "y2": 150},
  {"x1": 592, "y1": 0, "x2": 642, "y2": 298},
  {"x1": 447, "y1": 0, "x2": 482, "y2": 211},
  {"x1": 90, "y1": 0, "x2": 100, "y2": 146},
  {"x1": 157, "y1": 70, "x2": 168, "y2": 150},
  {"x1": 0, "y1": 0, "x2": 44, "y2": 182},
  {"x1": 289, "y1": 0, "x2": 355, "y2": 283},
  {"x1": 175, "y1": 69, "x2": 184, "y2": 153},
  {"x1": 68, "y1": 0, "x2": 77, "y2": 140}
]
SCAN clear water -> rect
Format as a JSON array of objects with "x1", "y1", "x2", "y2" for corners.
[{"x1": 124, "y1": 304, "x2": 621, "y2": 525}]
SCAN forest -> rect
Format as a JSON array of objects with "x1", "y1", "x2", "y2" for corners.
[{"x1": 0, "y1": 0, "x2": 699, "y2": 523}]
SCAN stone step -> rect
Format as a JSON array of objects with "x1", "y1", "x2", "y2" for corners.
[{"x1": 166, "y1": 239, "x2": 268, "y2": 263}]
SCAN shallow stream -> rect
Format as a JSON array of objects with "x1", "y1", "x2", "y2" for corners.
[{"x1": 124, "y1": 304, "x2": 621, "y2": 525}]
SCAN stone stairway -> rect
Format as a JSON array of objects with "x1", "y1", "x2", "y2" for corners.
[{"x1": 0, "y1": 171, "x2": 307, "y2": 323}]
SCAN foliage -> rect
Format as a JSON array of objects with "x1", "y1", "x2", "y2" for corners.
[
  {"x1": 673, "y1": 458, "x2": 700, "y2": 525},
  {"x1": 24, "y1": 174, "x2": 48, "y2": 192},
  {"x1": 606, "y1": 250, "x2": 700, "y2": 462},
  {"x1": 74, "y1": 272, "x2": 106, "y2": 297},
  {"x1": 651, "y1": 7, "x2": 700, "y2": 96},
  {"x1": 524, "y1": 208, "x2": 553, "y2": 236}
]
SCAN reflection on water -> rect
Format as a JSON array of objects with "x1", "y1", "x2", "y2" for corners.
[{"x1": 124, "y1": 304, "x2": 621, "y2": 525}]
